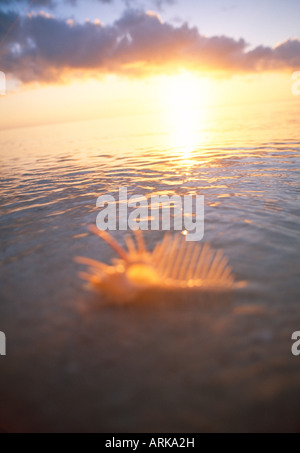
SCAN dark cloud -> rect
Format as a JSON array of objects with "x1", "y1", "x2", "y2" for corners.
[
  {"x1": 0, "y1": 0, "x2": 109, "y2": 4},
  {"x1": 0, "y1": 0, "x2": 175, "y2": 9},
  {"x1": 0, "y1": 9, "x2": 299, "y2": 83},
  {"x1": 0, "y1": 0, "x2": 56, "y2": 7}
]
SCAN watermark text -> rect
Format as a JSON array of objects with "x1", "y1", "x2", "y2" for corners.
[
  {"x1": 292, "y1": 331, "x2": 300, "y2": 356},
  {"x1": 0, "y1": 71, "x2": 6, "y2": 96},
  {"x1": 292, "y1": 72, "x2": 300, "y2": 96},
  {"x1": 96, "y1": 188, "x2": 204, "y2": 242},
  {"x1": 0, "y1": 331, "x2": 6, "y2": 356}
]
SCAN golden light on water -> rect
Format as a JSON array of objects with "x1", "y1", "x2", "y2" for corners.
[{"x1": 159, "y1": 72, "x2": 212, "y2": 160}]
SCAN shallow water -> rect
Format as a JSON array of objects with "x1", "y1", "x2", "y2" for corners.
[{"x1": 0, "y1": 101, "x2": 300, "y2": 432}]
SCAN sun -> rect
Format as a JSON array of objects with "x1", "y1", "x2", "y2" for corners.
[
  {"x1": 163, "y1": 72, "x2": 210, "y2": 111},
  {"x1": 158, "y1": 71, "x2": 212, "y2": 158}
]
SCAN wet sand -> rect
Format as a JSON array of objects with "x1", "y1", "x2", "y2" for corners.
[{"x1": 1, "y1": 246, "x2": 300, "y2": 433}]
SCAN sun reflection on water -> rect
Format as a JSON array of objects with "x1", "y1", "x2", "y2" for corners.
[{"x1": 159, "y1": 72, "x2": 212, "y2": 165}]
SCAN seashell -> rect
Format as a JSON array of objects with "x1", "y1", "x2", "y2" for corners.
[{"x1": 76, "y1": 226, "x2": 242, "y2": 304}]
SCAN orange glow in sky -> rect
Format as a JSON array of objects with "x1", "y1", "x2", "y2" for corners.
[{"x1": 0, "y1": 70, "x2": 295, "y2": 131}]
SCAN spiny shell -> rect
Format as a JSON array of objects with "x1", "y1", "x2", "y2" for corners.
[{"x1": 76, "y1": 226, "x2": 240, "y2": 303}]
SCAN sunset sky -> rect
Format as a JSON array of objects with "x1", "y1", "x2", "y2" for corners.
[{"x1": 0, "y1": 0, "x2": 299, "y2": 129}]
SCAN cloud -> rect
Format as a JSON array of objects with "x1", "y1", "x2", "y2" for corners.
[
  {"x1": 0, "y1": 0, "x2": 56, "y2": 7},
  {"x1": 0, "y1": 0, "x2": 175, "y2": 9},
  {"x1": 0, "y1": 9, "x2": 299, "y2": 83}
]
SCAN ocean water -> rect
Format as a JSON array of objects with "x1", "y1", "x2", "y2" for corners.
[{"x1": 0, "y1": 100, "x2": 300, "y2": 432}]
